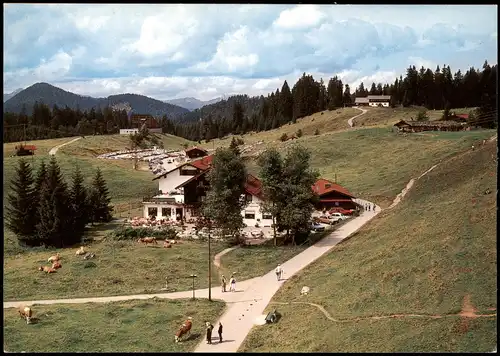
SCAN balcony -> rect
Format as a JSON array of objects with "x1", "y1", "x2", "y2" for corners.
[{"x1": 143, "y1": 194, "x2": 184, "y2": 204}]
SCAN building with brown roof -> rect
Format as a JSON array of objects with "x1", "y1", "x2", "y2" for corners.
[
  {"x1": 312, "y1": 179, "x2": 357, "y2": 210},
  {"x1": 355, "y1": 95, "x2": 391, "y2": 107},
  {"x1": 394, "y1": 120, "x2": 468, "y2": 133}
]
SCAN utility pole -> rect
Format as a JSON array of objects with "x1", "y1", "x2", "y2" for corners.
[{"x1": 189, "y1": 274, "x2": 197, "y2": 300}]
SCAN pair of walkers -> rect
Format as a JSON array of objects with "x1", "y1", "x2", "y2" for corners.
[
  {"x1": 206, "y1": 322, "x2": 223, "y2": 344},
  {"x1": 221, "y1": 274, "x2": 236, "y2": 292}
]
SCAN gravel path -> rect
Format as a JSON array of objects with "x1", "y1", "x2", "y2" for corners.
[
  {"x1": 348, "y1": 107, "x2": 367, "y2": 127},
  {"x1": 48, "y1": 137, "x2": 82, "y2": 155}
]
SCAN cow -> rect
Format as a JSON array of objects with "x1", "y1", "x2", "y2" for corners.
[
  {"x1": 163, "y1": 241, "x2": 172, "y2": 248},
  {"x1": 47, "y1": 253, "x2": 60, "y2": 263},
  {"x1": 138, "y1": 237, "x2": 157, "y2": 245},
  {"x1": 51, "y1": 261, "x2": 62, "y2": 269},
  {"x1": 175, "y1": 318, "x2": 193, "y2": 343},
  {"x1": 76, "y1": 246, "x2": 86, "y2": 256},
  {"x1": 18, "y1": 306, "x2": 33, "y2": 324},
  {"x1": 38, "y1": 266, "x2": 57, "y2": 274}
]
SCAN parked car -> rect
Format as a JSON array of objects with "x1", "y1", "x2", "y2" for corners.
[
  {"x1": 329, "y1": 207, "x2": 354, "y2": 215},
  {"x1": 329, "y1": 212, "x2": 348, "y2": 221},
  {"x1": 311, "y1": 222, "x2": 326, "y2": 232},
  {"x1": 318, "y1": 215, "x2": 339, "y2": 225}
]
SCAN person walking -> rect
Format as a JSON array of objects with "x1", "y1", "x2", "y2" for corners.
[
  {"x1": 221, "y1": 275, "x2": 227, "y2": 293},
  {"x1": 206, "y1": 322, "x2": 214, "y2": 344},
  {"x1": 218, "y1": 322, "x2": 223, "y2": 343},
  {"x1": 229, "y1": 275, "x2": 236, "y2": 292},
  {"x1": 275, "y1": 264, "x2": 283, "y2": 281}
]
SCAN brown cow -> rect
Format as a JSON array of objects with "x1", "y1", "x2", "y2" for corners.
[
  {"x1": 138, "y1": 237, "x2": 157, "y2": 245},
  {"x1": 48, "y1": 253, "x2": 60, "y2": 263},
  {"x1": 38, "y1": 266, "x2": 57, "y2": 274},
  {"x1": 18, "y1": 306, "x2": 33, "y2": 324},
  {"x1": 175, "y1": 318, "x2": 193, "y2": 343},
  {"x1": 163, "y1": 241, "x2": 172, "y2": 248},
  {"x1": 52, "y1": 261, "x2": 62, "y2": 269}
]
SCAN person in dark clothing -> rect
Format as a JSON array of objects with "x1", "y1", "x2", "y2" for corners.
[
  {"x1": 206, "y1": 322, "x2": 214, "y2": 344},
  {"x1": 218, "y1": 322, "x2": 223, "y2": 343}
]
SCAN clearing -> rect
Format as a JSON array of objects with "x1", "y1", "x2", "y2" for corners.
[
  {"x1": 4, "y1": 298, "x2": 225, "y2": 352},
  {"x1": 240, "y1": 139, "x2": 497, "y2": 352},
  {"x1": 4, "y1": 239, "x2": 228, "y2": 301}
]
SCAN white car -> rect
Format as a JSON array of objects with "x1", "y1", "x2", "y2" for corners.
[{"x1": 329, "y1": 212, "x2": 348, "y2": 221}]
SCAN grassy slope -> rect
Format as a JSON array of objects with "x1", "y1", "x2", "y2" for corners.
[
  {"x1": 4, "y1": 299, "x2": 225, "y2": 352},
  {"x1": 4, "y1": 239, "x2": 228, "y2": 301},
  {"x1": 240, "y1": 140, "x2": 497, "y2": 352}
]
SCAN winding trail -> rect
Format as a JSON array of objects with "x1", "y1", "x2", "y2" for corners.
[
  {"x1": 348, "y1": 107, "x2": 367, "y2": 127},
  {"x1": 270, "y1": 301, "x2": 497, "y2": 323},
  {"x1": 48, "y1": 137, "x2": 82, "y2": 156}
]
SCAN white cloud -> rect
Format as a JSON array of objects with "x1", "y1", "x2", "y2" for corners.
[
  {"x1": 273, "y1": 5, "x2": 326, "y2": 29},
  {"x1": 3, "y1": 4, "x2": 498, "y2": 101},
  {"x1": 408, "y1": 56, "x2": 436, "y2": 70}
]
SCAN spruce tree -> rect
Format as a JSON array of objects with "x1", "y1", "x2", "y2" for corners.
[
  {"x1": 36, "y1": 157, "x2": 71, "y2": 247},
  {"x1": 5, "y1": 159, "x2": 36, "y2": 245},
  {"x1": 69, "y1": 166, "x2": 89, "y2": 239},
  {"x1": 89, "y1": 168, "x2": 113, "y2": 223},
  {"x1": 31, "y1": 160, "x2": 48, "y2": 233}
]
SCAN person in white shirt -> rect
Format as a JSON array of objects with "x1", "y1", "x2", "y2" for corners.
[{"x1": 275, "y1": 264, "x2": 283, "y2": 281}]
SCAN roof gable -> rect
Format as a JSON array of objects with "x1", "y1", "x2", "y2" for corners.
[
  {"x1": 312, "y1": 179, "x2": 355, "y2": 198},
  {"x1": 244, "y1": 174, "x2": 263, "y2": 198}
]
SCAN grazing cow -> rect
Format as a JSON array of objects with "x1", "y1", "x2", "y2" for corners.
[
  {"x1": 51, "y1": 261, "x2": 62, "y2": 269},
  {"x1": 18, "y1": 306, "x2": 33, "y2": 324},
  {"x1": 47, "y1": 253, "x2": 60, "y2": 263},
  {"x1": 76, "y1": 246, "x2": 86, "y2": 256},
  {"x1": 163, "y1": 241, "x2": 172, "y2": 248},
  {"x1": 138, "y1": 237, "x2": 157, "y2": 245},
  {"x1": 38, "y1": 266, "x2": 57, "y2": 274},
  {"x1": 175, "y1": 318, "x2": 193, "y2": 343}
]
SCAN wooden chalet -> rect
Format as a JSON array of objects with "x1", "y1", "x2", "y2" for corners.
[
  {"x1": 311, "y1": 179, "x2": 357, "y2": 210},
  {"x1": 185, "y1": 146, "x2": 208, "y2": 159},
  {"x1": 130, "y1": 114, "x2": 161, "y2": 129},
  {"x1": 394, "y1": 120, "x2": 467, "y2": 133}
]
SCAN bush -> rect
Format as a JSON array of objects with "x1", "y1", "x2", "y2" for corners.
[
  {"x1": 296, "y1": 129, "x2": 303, "y2": 138},
  {"x1": 280, "y1": 133, "x2": 288, "y2": 142},
  {"x1": 108, "y1": 226, "x2": 178, "y2": 241},
  {"x1": 236, "y1": 137, "x2": 245, "y2": 146},
  {"x1": 314, "y1": 128, "x2": 320, "y2": 135},
  {"x1": 416, "y1": 110, "x2": 428, "y2": 121}
]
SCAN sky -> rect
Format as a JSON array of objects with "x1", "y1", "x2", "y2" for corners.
[{"x1": 3, "y1": 4, "x2": 498, "y2": 101}]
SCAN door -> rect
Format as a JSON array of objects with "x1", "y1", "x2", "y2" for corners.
[{"x1": 176, "y1": 208, "x2": 183, "y2": 221}]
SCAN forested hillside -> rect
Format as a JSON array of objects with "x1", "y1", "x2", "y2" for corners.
[{"x1": 3, "y1": 61, "x2": 497, "y2": 143}]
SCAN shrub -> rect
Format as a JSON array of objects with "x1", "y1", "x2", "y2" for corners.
[
  {"x1": 416, "y1": 110, "x2": 428, "y2": 121},
  {"x1": 108, "y1": 226, "x2": 178, "y2": 241},
  {"x1": 236, "y1": 137, "x2": 245, "y2": 146},
  {"x1": 314, "y1": 128, "x2": 320, "y2": 135},
  {"x1": 280, "y1": 133, "x2": 288, "y2": 142},
  {"x1": 84, "y1": 261, "x2": 97, "y2": 269},
  {"x1": 296, "y1": 129, "x2": 303, "y2": 138}
]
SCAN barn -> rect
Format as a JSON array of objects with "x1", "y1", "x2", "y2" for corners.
[{"x1": 394, "y1": 120, "x2": 468, "y2": 133}]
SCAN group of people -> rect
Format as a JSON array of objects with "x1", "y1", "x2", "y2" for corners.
[
  {"x1": 220, "y1": 274, "x2": 237, "y2": 292},
  {"x1": 364, "y1": 203, "x2": 376, "y2": 211},
  {"x1": 205, "y1": 321, "x2": 223, "y2": 344}
]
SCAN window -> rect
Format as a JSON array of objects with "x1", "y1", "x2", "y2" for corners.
[
  {"x1": 148, "y1": 207, "x2": 158, "y2": 217},
  {"x1": 262, "y1": 213, "x2": 272, "y2": 220},
  {"x1": 245, "y1": 193, "x2": 253, "y2": 204},
  {"x1": 162, "y1": 207, "x2": 171, "y2": 217},
  {"x1": 244, "y1": 211, "x2": 256, "y2": 219}
]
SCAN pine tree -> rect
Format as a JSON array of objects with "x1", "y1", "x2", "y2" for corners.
[
  {"x1": 89, "y1": 168, "x2": 113, "y2": 223},
  {"x1": 36, "y1": 157, "x2": 71, "y2": 247},
  {"x1": 5, "y1": 159, "x2": 37, "y2": 245},
  {"x1": 68, "y1": 166, "x2": 89, "y2": 240},
  {"x1": 229, "y1": 137, "x2": 241, "y2": 155}
]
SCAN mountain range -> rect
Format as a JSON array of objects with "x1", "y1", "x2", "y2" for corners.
[
  {"x1": 165, "y1": 97, "x2": 223, "y2": 111},
  {"x1": 2, "y1": 83, "x2": 223, "y2": 118}
]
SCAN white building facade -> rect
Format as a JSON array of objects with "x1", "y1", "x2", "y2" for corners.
[{"x1": 241, "y1": 193, "x2": 273, "y2": 228}]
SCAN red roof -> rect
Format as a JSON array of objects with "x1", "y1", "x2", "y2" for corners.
[
  {"x1": 17, "y1": 145, "x2": 37, "y2": 151},
  {"x1": 244, "y1": 174, "x2": 263, "y2": 198},
  {"x1": 185, "y1": 146, "x2": 208, "y2": 154},
  {"x1": 312, "y1": 179, "x2": 355, "y2": 198},
  {"x1": 189, "y1": 155, "x2": 213, "y2": 171},
  {"x1": 455, "y1": 114, "x2": 469, "y2": 119}
]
